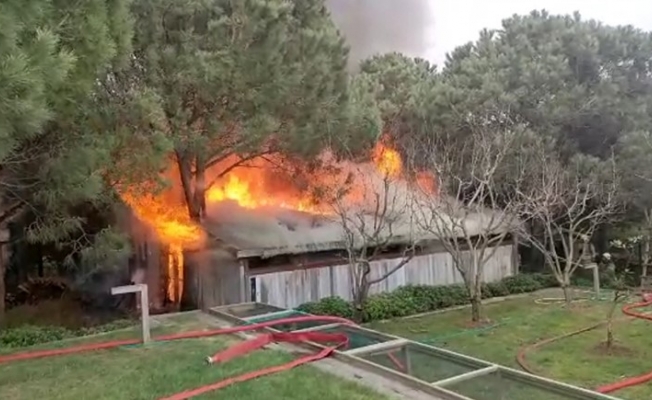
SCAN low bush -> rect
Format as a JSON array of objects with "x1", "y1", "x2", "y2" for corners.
[
  {"x1": 296, "y1": 273, "x2": 559, "y2": 323},
  {"x1": 0, "y1": 319, "x2": 134, "y2": 349},
  {"x1": 571, "y1": 269, "x2": 621, "y2": 289},
  {"x1": 0, "y1": 325, "x2": 72, "y2": 348},
  {"x1": 296, "y1": 296, "x2": 354, "y2": 320},
  {"x1": 501, "y1": 274, "x2": 543, "y2": 293}
]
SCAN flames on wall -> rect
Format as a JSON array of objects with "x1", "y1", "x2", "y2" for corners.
[{"x1": 120, "y1": 137, "x2": 433, "y2": 304}]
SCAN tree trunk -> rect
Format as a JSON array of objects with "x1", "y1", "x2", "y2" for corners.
[
  {"x1": 176, "y1": 151, "x2": 202, "y2": 221},
  {"x1": 351, "y1": 262, "x2": 371, "y2": 323},
  {"x1": 605, "y1": 310, "x2": 616, "y2": 349},
  {"x1": 176, "y1": 152, "x2": 205, "y2": 310},
  {"x1": 352, "y1": 281, "x2": 370, "y2": 323},
  {"x1": 0, "y1": 243, "x2": 6, "y2": 328},
  {"x1": 605, "y1": 293, "x2": 621, "y2": 349},
  {"x1": 470, "y1": 295, "x2": 482, "y2": 322},
  {"x1": 467, "y1": 254, "x2": 483, "y2": 322},
  {"x1": 559, "y1": 270, "x2": 573, "y2": 305},
  {"x1": 193, "y1": 154, "x2": 207, "y2": 219},
  {"x1": 606, "y1": 320, "x2": 614, "y2": 349},
  {"x1": 561, "y1": 284, "x2": 573, "y2": 305},
  {"x1": 643, "y1": 236, "x2": 650, "y2": 277}
]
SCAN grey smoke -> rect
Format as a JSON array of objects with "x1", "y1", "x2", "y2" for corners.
[{"x1": 325, "y1": 0, "x2": 434, "y2": 67}]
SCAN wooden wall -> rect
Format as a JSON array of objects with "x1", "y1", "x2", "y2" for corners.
[
  {"x1": 187, "y1": 248, "x2": 243, "y2": 309},
  {"x1": 251, "y1": 244, "x2": 515, "y2": 309}
]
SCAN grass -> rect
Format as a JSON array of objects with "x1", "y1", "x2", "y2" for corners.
[
  {"x1": 0, "y1": 313, "x2": 386, "y2": 400},
  {"x1": 368, "y1": 288, "x2": 652, "y2": 400}
]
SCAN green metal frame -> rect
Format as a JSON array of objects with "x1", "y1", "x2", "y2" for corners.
[{"x1": 208, "y1": 303, "x2": 623, "y2": 400}]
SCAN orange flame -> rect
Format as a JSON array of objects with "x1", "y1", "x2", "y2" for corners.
[
  {"x1": 205, "y1": 154, "x2": 324, "y2": 213},
  {"x1": 120, "y1": 190, "x2": 204, "y2": 304},
  {"x1": 119, "y1": 137, "x2": 431, "y2": 304},
  {"x1": 372, "y1": 141, "x2": 402, "y2": 178}
]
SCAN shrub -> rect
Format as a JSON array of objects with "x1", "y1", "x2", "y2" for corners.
[
  {"x1": 502, "y1": 274, "x2": 543, "y2": 293},
  {"x1": 296, "y1": 296, "x2": 353, "y2": 319},
  {"x1": 363, "y1": 292, "x2": 413, "y2": 322},
  {"x1": 296, "y1": 273, "x2": 560, "y2": 323},
  {"x1": 0, "y1": 319, "x2": 135, "y2": 349},
  {"x1": 530, "y1": 273, "x2": 559, "y2": 288},
  {"x1": 485, "y1": 281, "x2": 510, "y2": 297},
  {"x1": 0, "y1": 325, "x2": 72, "y2": 348},
  {"x1": 391, "y1": 285, "x2": 466, "y2": 312}
]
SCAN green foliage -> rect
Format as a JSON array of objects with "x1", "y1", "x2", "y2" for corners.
[
  {"x1": 354, "y1": 52, "x2": 438, "y2": 154},
  {"x1": 484, "y1": 281, "x2": 510, "y2": 298},
  {"x1": 502, "y1": 274, "x2": 547, "y2": 294},
  {"x1": 0, "y1": 319, "x2": 134, "y2": 348},
  {"x1": 296, "y1": 296, "x2": 353, "y2": 319},
  {"x1": 0, "y1": 0, "x2": 140, "y2": 263},
  {"x1": 332, "y1": 72, "x2": 383, "y2": 155},
  {"x1": 124, "y1": 0, "x2": 384, "y2": 232},
  {"x1": 358, "y1": 53, "x2": 435, "y2": 124},
  {"x1": 297, "y1": 274, "x2": 558, "y2": 323},
  {"x1": 0, "y1": 325, "x2": 71, "y2": 348},
  {"x1": 435, "y1": 10, "x2": 652, "y2": 159}
]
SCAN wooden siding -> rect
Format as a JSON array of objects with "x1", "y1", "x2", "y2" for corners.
[
  {"x1": 187, "y1": 248, "x2": 243, "y2": 308},
  {"x1": 253, "y1": 245, "x2": 515, "y2": 309}
]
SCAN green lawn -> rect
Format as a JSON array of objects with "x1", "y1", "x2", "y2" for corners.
[
  {"x1": 368, "y1": 289, "x2": 652, "y2": 400},
  {"x1": 0, "y1": 313, "x2": 386, "y2": 400}
]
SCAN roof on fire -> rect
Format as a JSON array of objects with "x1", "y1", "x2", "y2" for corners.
[{"x1": 202, "y1": 185, "x2": 517, "y2": 260}]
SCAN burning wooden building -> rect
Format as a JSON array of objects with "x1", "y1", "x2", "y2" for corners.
[
  {"x1": 121, "y1": 140, "x2": 518, "y2": 311},
  {"x1": 188, "y1": 201, "x2": 518, "y2": 310}
]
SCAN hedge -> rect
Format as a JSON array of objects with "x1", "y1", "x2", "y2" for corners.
[
  {"x1": 0, "y1": 319, "x2": 135, "y2": 349},
  {"x1": 296, "y1": 273, "x2": 559, "y2": 323}
]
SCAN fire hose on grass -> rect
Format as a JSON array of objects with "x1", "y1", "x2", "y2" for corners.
[
  {"x1": 0, "y1": 315, "x2": 407, "y2": 400},
  {"x1": 516, "y1": 293, "x2": 652, "y2": 395},
  {"x1": 533, "y1": 289, "x2": 613, "y2": 305},
  {"x1": 515, "y1": 322, "x2": 605, "y2": 375},
  {"x1": 594, "y1": 294, "x2": 652, "y2": 394}
]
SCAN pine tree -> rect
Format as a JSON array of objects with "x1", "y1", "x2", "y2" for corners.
[
  {"x1": 0, "y1": 0, "x2": 135, "y2": 324},
  {"x1": 129, "y1": 0, "x2": 380, "y2": 307},
  {"x1": 438, "y1": 10, "x2": 652, "y2": 158}
]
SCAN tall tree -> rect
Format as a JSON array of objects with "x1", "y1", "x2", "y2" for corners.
[
  {"x1": 411, "y1": 121, "x2": 530, "y2": 322},
  {"x1": 327, "y1": 159, "x2": 420, "y2": 322},
  {"x1": 358, "y1": 53, "x2": 436, "y2": 141},
  {"x1": 130, "y1": 0, "x2": 365, "y2": 222},
  {"x1": 517, "y1": 152, "x2": 619, "y2": 303},
  {"x1": 0, "y1": 0, "x2": 137, "y2": 324},
  {"x1": 616, "y1": 131, "x2": 652, "y2": 277},
  {"x1": 130, "y1": 0, "x2": 377, "y2": 307},
  {"x1": 439, "y1": 10, "x2": 652, "y2": 159}
]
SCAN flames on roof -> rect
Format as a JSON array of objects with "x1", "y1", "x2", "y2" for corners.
[
  {"x1": 119, "y1": 137, "x2": 422, "y2": 299},
  {"x1": 119, "y1": 136, "x2": 516, "y2": 304}
]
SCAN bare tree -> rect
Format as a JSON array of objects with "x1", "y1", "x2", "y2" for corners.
[
  {"x1": 411, "y1": 124, "x2": 528, "y2": 323},
  {"x1": 327, "y1": 163, "x2": 420, "y2": 322},
  {"x1": 517, "y1": 151, "x2": 619, "y2": 304},
  {"x1": 605, "y1": 273, "x2": 630, "y2": 350}
]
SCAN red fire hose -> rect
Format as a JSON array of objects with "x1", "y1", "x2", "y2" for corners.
[
  {"x1": 596, "y1": 294, "x2": 652, "y2": 394},
  {"x1": 160, "y1": 330, "x2": 351, "y2": 400},
  {"x1": 0, "y1": 315, "x2": 406, "y2": 399}
]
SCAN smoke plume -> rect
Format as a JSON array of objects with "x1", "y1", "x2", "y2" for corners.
[{"x1": 325, "y1": 0, "x2": 434, "y2": 68}]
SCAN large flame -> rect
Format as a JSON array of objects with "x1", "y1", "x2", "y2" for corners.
[
  {"x1": 120, "y1": 137, "x2": 419, "y2": 304},
  {"x1": 120, "y1": 190, "x2": 205, "y2": 304},
  {"x1": 205, "y1": 154, "x2": 325, "y2": 213},
  {"x1": 373, "y1": 140, "x2": 402, "y2": 178}
]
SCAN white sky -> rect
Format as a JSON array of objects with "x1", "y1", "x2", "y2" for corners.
[{"x1": 425, "y1": 0, "x2": 652, "y2": 66}]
